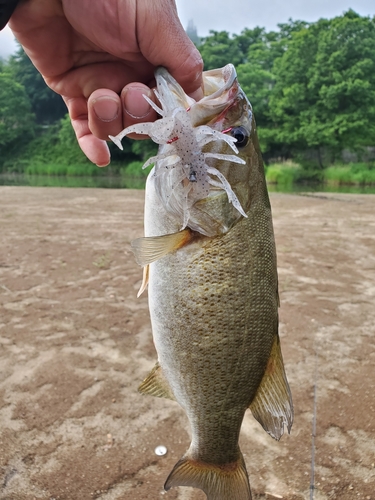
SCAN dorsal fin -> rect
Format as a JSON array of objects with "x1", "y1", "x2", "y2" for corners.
[
  {"x1": 138, "y1": 362, "x2": 176, "y2": 401},
  {"x1": 249, "y1": 335, "x2": 293, "y2": 440},
  {"x1": 131, "y1": 229, "x2": 193, "y2": 266}
]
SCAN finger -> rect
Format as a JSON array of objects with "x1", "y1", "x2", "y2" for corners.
[
  {"x1": 121, "y1": 83, "x2": 158, "y2": 139},
  {"x1": 137, "y1": 0, "x2": 204, "y2": 100},
  {"x1": 49, "y1": 61, "x2": 153, "y2": 101},
  {"x1": 88, "y1": 89, "x2": 122, "y2": 140},
  {"x1": 64, "y1": 96, "x2": 110, "y2": 167}
]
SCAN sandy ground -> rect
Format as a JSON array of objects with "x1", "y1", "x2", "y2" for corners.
[{"x1": 0, "y1": 186, "x2": 374, "y2": 500}]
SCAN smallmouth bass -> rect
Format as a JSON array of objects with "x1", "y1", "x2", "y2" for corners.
[{"x1": 110, "y1": 64, "x2": 293, "y2": 500}]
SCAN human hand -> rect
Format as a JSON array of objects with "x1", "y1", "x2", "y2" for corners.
[{"x1": 9, "y1": 0, "x2": 203, "y2": 166}]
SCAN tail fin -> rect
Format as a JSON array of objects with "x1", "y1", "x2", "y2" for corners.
[{"x1": 164, "y1": 453, "x2": 252, "y2": 500}]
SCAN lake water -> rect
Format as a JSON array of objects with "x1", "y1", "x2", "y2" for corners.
[{"x1": 1, "y1": 173, "x2": 375, "y2": 194}]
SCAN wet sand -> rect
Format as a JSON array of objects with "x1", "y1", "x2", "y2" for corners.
[{"x1": 0, "y1": 187, "x2": 374, "y2": 500}]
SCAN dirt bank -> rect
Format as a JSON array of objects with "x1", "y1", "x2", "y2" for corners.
[{"x1": 0, "y1": 187, "x2": 374, "y2": 500}]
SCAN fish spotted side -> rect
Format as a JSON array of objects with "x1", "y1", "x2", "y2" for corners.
[{"x1": 110, "y1": 64, "x2": 293, "y2": 500}]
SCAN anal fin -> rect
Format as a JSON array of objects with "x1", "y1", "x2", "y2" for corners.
[
  {"x1": 138, "y1": 362, "x2": 175, "y2": 401},
  {"x1": 165, "y1": 452, "x2": 252, "y2": 500},
  {"x1": 249, "y1": 335, "x2": 293, "y2": 440},
  {"x1": 131, "y1": 229, "x2": 193, "y2": 266}
]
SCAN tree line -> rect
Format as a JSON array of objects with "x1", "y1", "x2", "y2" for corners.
[{"x1": 0, "y1": 9, "x2": 374, "y2": 176}]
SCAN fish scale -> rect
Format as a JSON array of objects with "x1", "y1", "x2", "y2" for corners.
[{"x1": 147, "y1": 196, "x2": 282, "y2": 491}]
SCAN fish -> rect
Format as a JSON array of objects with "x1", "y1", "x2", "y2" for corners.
[{"x1": 110, "y1": 64, "x2": 293, "y2": 500}]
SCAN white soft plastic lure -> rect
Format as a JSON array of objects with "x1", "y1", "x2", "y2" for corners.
[{"x1": 109, "y1": 65, "x2": 248, "y2": 230}]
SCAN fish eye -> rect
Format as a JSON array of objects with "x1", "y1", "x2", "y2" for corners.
[{"x1": 230, "y1": 126, "x2": 249, "y2": 148}]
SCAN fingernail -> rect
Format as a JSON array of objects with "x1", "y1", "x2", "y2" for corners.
[
  {"x1": 123, "y1": 87, "x2": 153, "y2": 119},
  {"x1": 92, "y1": 96, "x2": 119, "y2": 122}
]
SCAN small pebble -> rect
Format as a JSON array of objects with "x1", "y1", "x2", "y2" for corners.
[{"x1": 155, "y1": 445, "x2": 167, "y2": 456}]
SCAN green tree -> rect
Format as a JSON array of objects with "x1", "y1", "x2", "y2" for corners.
[
  {"x1": 0, "y1": 72, "x2": 35, "y2": 164},
  {"x1": 198, "y1": 23, "x2": 310, "y2": 159},
  {"x1": 199, "y1": 31, "x2": 245, "y2": 70},
  {"x1": 235, "y1": 28, "x2": 287, "y2": 156},
  {"x1": 237, "y1": 63, "x2": 275, "y2": 152},
  {"x1": 8, "y1": 47, "x2": 67, "y2": 124},
  {"x1": 131, "y1": 139, "x2": 158, "y2": 162},
  {"x1": 277, "y1": 19, "x2": 309, "y2": 40},
  {"x1": 54, "y1": 114, "x2": 90, "y2": 164},
  {"x1": 309, "y1": 11, "x2": 375, "y2": 153},
  {"x1": 271, "y1": 11, "x2": 375, "y2": 165},
  {"x1": 234, "y1": 27, "x2": 266, "y2": 58}
]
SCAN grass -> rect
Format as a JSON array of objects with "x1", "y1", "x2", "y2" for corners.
[
  {"x1": 22, "y1": 160, "x2": 154, "y2": 179},
  {"x1": 24, "y1": 162, "x2": 104, "y2": 177},
  {"x1": 120, "y1": 160, "x2": 152, "y2": 177},
  {"x1": 324, "y1": 163, "x2": 375, "y2": 186},
  {"x1": 266, "y1": 161, "x2": 375, "y2": 188},
  {"x1": 265, "y1": 162, "x2": 302, "y2": 187}
]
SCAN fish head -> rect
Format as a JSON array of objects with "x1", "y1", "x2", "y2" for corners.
[
  {"x1": 187, "y1": 65, "x2": 263, "y2": 236},
  {"x1": 110, "y1": 64, "x2": 267, "y2": 237}
]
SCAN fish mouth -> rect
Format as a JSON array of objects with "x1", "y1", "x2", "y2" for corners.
[
  {"x1": 155, "y1": 63, "x2": 236, "y2": 99},
  {"x1": 109, "y1": 64, "x2": 252, "y2": 237},
  {"x1": 155, "y1": 64, "x2": 242, "y2": 129}
]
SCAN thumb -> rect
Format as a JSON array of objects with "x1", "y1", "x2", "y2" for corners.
[{"x1": 136, "y1": 0, "x2": 204, "y2": 100}]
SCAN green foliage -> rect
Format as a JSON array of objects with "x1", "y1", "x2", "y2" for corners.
[
  {"x1": 198, "y1": 23, "x2": 312, "y2": 156},
  {"x1": 121, "y1": 161, "x2": 145, "y2": 176},
  {"x1": 120, "y1": 160, "x2": 153, "y2": 177},
  {"x1": 265, "y1": 163, "x2": 302, "y2": 187},
  {"x1": 266, "y1": 161, "x2": 375, "y2": 187},
  {"x1": 7, "y1": 47, "x2": 67, "y2": 124},
  {"x1": 55, "y1": 115, "x2": 90, "y2": 164},
  {"x1": 109, "y1": 136, "x2": 136, "y2": 163},
  {"x1": 236, "y1": 63, "x2": 275, "y2": 152},
  {"x1": 234, "y1": 27, "x2": 267, "y2": 58},
  {"x1": 270, "y1": 11, "x2": 375, "y2": 163},
  {"x1": 15, "y1": 115, "x2": 87, "y2": 166},
  {"x1": 24, "y1": 162, "x2": 101, "y2": 177},
  {"x1": 131, "y1": 139, "x2": 158, "y2": 161},
  {"x1": 2, "y1": 114, "x2": 93, "y2": 173},
  {"x1": 0, "y1": 72, "x2": 35, "y2": 161},
  {"x1": 2, "y1": 12, "x2": 375, "y2": 181},
  {"x1": 199, "y1": 31, "x2": 245, "y2": 70},
  {"x1": 324, "y1": 163, "x2": 375, "y2": 185}
]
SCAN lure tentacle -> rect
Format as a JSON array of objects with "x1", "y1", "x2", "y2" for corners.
[{"x1": 110, "y1": 77, "x2": 249, "y2": 229}]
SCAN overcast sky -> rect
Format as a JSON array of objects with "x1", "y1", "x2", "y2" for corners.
[
  {"x1": 176, "y1": 0, "x2": 374, "y2": 36},
  {"x1": 0, "y1": 0, "x2": 374, "y2": 59}
]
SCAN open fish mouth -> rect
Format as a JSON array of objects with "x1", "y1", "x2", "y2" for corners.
[{"x1": 110, "y1": 64, "x2": 253, "y2": 233}]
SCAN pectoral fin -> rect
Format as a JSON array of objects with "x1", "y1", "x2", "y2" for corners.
[
  {"x1": 249, "y1": 335, "x2": 293, "y2": 440},
  {"x1": 138, "y1": 362, "x2": 176, "y2": 401},
  {"x1": 131, "y1": 229, "x2": 193, "y2": 266}
]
